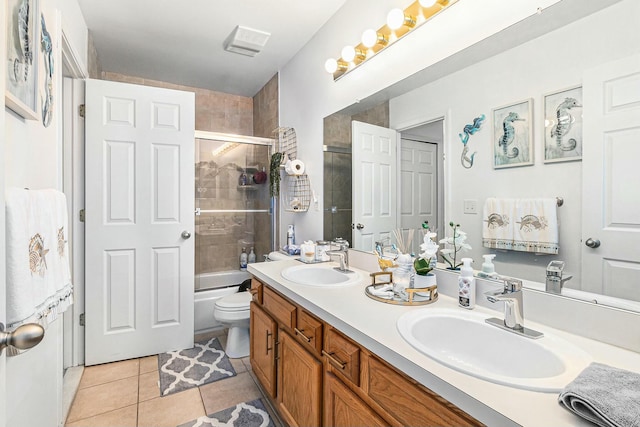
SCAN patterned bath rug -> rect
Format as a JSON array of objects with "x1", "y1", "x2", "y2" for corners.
[
  {"x1": 158, "y1": 337, "x2": 236, "y2": 396},
  {"x1": 177, "y1": 399, "x2": 274, "y2": 427}
]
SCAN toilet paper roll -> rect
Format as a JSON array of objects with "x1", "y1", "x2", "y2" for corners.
[{"x1": 285, "y1": 159, "x2": 305, "y2": 176}]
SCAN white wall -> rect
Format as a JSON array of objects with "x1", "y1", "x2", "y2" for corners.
[
  {"x1": 278, "y1": 0, "x2": 562, "y2": 246},
  {"x1": 4, "y1": 0, "x2": 88, "y2": 425},
  {"x1": 390, "y1": 0, "x2": 640, "y2": 285}
]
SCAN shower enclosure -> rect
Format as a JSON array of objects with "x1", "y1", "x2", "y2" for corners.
[{"x1": 194, "y1": 131, "x2": 272, "y2": 291}]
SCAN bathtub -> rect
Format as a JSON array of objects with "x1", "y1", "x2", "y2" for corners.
[{"x1": 194, "y1": 270, "x2": 251, "y2": 333}]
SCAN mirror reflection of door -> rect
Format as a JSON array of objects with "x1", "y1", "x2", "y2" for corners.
[
  {"x1": 352, "y1": 121, "x2": 398, "y2": 251},
  {"x1": 399, "y1": 139, "x2": 438, "y2": 255}
]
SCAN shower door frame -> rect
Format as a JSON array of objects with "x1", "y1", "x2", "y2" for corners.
[{"x1": 194, "y1": 130, "x2": 276, "y2": 271}]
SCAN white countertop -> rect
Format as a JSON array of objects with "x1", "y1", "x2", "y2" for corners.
[{"x1": 248, "y1": 259, "x2": 640, "y2": 427}]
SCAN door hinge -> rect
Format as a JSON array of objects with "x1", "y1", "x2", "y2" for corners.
[
  {"x1": 79, "y1": 209, "x2": 85, "y2": 222},
  {"x1": 79, "y1": 104, "x2": 85, "y2": 118},
  {"x1": 79, "y1": 313, "x2": 85, "y2": 326}
]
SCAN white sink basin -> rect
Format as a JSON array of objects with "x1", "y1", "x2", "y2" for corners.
[
  {"x1": 281, "y1": 264, "x2": 362, "y2": 287},
  {"x1": 397, "y1": 308, "x2": 592, "y2": 392}
]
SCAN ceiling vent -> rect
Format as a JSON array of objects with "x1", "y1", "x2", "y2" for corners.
[{"x1": 223, "y1": 25, "x2": 271, "y2": 57}]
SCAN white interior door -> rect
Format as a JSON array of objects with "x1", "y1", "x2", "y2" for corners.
[
  {"x1": 400, "y1": 139, "x2": 438, "y2": 253},
  {"x1": 352, "y1": 121, "x2": 398, "y2": 251},
  {"x1": 582, "y1": 54, "x2": 640, "y2": 302},
  {"x1": 85, "y1": 79, "x2": 195, "y2": 365}
]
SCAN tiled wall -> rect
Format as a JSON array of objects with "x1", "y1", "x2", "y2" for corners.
[{"x1": 253, "y1": 74, "x2": 279, "y2": 138}]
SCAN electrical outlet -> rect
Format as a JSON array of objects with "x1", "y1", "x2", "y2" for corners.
[{"x1": 463, "y1": 199, "x2": 478, "y2": 214}]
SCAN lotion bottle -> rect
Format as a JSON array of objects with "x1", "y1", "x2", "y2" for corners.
[
  {"x1": 458, "y1": 258, "x2": 475, "y2": 309},
  {"x1": 240, "y1": 247, "x2": 248, "y2": 271},
  {"x1": 248, "y1": 247, "x2": 256, "y2": 264}
]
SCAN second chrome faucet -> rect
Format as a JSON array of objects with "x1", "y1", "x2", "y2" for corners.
[{"x1": 484, "y1": 276, "x2": 543, "y2": 339}]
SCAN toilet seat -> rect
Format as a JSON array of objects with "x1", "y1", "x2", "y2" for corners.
[{"x1": 215, "y1": 291, "x2": 252, "y2": 311}]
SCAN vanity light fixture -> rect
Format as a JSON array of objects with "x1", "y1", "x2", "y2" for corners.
[
  {"x1": 387, "y1": 8, "x2": 416, "y2": 30},
  {"x1": 325, "y1": 0, "x2": 457, "y2": 80},
  {"x1": 361, "y1": 29, "x2": 388, "y2": 48}
]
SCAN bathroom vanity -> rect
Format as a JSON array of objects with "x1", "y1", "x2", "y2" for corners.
[{"x1": 248, "y1": 259, "x2": 640, "y2": 426}]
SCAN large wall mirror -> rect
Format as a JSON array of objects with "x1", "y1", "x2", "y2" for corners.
[{"x1": 322, "y1": 0, "x2": 640, "y2": 312}]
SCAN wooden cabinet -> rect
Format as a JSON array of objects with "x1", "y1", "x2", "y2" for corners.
[
  {"x1": 364, "y1": 354, "x2": 479, "y2": 427},
  {"x1": 324, "y1": 326, "x2": 360, "y2": 386},
  {"x1": 324, "y1": 372, "x2": 387, "y2": 427},
  {"x1": 277, "y1": 330, "x2": 323, "y2": 427},
  {"x1": 249, "y1": 278, "x2": 481, "y2": 427},
  {"x1": 249, "y1": 302, "x2": 276, "y2": 398}
]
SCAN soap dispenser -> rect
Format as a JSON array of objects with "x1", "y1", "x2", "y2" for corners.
[
  {"x1": 458, "y1": 258, "x2": 475, "y2": 309},
  {"x1": 478, "y1": 254, "x2": 497, "y2": 279}
]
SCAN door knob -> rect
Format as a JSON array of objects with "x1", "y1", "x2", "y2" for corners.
[
  {"x1": 0, "y1": 323, "x2": 45, "y2": 355},
  {"x1": 585, "y1": 238, "x2": 600, "y2": 248},
  {"x1": 356, "y1": 223, "x2": 364, "y2": 230},
  {"x1": 181, "y1": 231, "x2": 191, "y2": 239}
]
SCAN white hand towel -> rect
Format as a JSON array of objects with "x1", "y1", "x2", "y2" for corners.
[
  {"x1": 6, "y1": 188, "x2": 73, "y2": 336},
  {"x1": 482, "y1": 197, "x2": 514, "y2": 250},
  {"x1": 513, "y1": 198, "x2": 559, "y2": 254}
]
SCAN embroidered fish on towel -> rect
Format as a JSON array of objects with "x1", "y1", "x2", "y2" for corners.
[
  {"x1": 517, "y1": 215, "x2": 548, "y2": 232},
  {"x1": 29, "y1": 233, "x2": 49, "y2": 276},
  {"x1": 57, "y1": 227, "x2": 66, "y2": 257},
  {"x1": 485, "y1": 213, "x2": 509, "y2": 229}
]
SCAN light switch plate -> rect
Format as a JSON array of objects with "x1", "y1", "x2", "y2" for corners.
[{"x1": 463, "y1": 199, "x2": 478, "y2": 214}]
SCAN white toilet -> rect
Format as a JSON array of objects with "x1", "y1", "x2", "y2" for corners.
[{"x1": 213, "y1": 291, "x2": 252, "y2": 358}]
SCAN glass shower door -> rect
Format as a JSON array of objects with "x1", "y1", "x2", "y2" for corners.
[{"x1": 195, "y1": 135, "x2": 271, "y2": 290}]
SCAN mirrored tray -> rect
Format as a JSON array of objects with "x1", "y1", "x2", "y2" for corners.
[
  {"x1": 365, "y1": 272, "x2": 438, "y2": 306},
  {"x1": 365, "y1": 285, "x2": 438, "y2": 306}
]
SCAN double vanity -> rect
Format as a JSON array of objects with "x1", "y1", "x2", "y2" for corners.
[{"x1": 248, "y1": 257, "x2": 640, "y2": 426}]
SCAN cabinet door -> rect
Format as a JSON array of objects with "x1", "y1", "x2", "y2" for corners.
[
  {"x1": 250, "y1": 302, "x2": 277, "y2": 398},
  {"x1": 324, "y1": 372, "x2": 387, "y2": 427},
  {"x1": 277, "y1": 330, "x2": 323, "y2": 427}
]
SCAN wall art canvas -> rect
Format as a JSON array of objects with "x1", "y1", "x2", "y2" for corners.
[
  {"x1": 493, "y1": 99, "x2": 533, "y2": 169},
  {"x1": 544, "y1": 85, "x2": 583, "y2": 163},
  {"x1": 5, "y1": 0, "x2": 39, "y2": 120}
]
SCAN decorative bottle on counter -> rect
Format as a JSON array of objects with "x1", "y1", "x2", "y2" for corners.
[
  {"x1": 240, "y1": 247, "x2": 248, "y2": 271},
  {"x1": 458, "y1": 257, "x2": 475, "y2": 309},
  {"x1": 248, "y1": 247, "x2": 256, "y2": 264}
]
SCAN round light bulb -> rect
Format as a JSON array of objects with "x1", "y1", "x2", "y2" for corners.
[
  {"x1": 324, "y1": 58, "x2": 338, "y2": 74},
  {"x1": 361, "y1": 29, "x2": 378, "y2": 48},
  {"x1": 341, "y1": 45, "x2": 356, "y2": 63},
  {"x1": 387, "y1": 8, "x2": 405, "y2": 30},
  {"x1": 419, "y1": 0, "x2": 437, "y2": 7}
]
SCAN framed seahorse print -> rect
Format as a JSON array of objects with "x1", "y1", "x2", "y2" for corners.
[
  {"x1": 5, "y1": 0, "x2": 40, "y2": 120},
  {"x1": 492, "y1": 99, "x2": 534, "y2": 169},
  {"x1": 543, "y1": 85, "x2": 583, "y2": 163}
]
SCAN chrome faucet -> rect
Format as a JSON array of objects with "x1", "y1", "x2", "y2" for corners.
[
  {"x1": 546, "y1": 260, "x2": 573, "y2": 294},
  {"x1": 326, "y1": 238, "x2": 352, "y2": 273},
  {"x1": 485, "y1": 277, "x2": 543, "y2": 339}
]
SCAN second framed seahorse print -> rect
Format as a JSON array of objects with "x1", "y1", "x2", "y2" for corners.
[
  {"x1": 492, "y1": 99, "x2": 533, "y2": 169},
  {"x1": 543, "y1": 85, "x2": 583, "y2": 163}
]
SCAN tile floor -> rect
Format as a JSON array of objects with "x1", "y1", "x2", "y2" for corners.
[{"x1": 65, "y1": 330, "x2": 280, "y2": 427}]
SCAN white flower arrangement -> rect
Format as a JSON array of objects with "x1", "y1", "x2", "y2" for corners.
[
  {"x1": 414, "y1": 231, "x2": 438, "y2": 276},
  {"x1": 439, "y1": 221, "x2": 471, "y2": 270}
]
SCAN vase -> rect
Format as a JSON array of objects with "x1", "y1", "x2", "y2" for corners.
[{"x1": 414, "y1": 272, "x2": 436, "y2": 287}]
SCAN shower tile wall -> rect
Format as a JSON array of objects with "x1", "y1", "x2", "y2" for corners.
[{"x1": 196, "y1": 141, "x2": 270, "y2": 275}]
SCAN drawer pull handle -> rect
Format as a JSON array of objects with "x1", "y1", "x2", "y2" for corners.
[
  {"x1": 294, "y1": 328, "x2": 312, "y2": 343},
  {"x1": 322, "y1": 350, "x2": 346, "y2": 370},
  {"x1": 266, "y1": 331, "x2": 273, "y2": 355}
]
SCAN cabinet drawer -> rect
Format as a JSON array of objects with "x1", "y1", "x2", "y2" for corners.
[
  {"x1": 263, "y1": 286, "x2": 296, "y2": 329},
  {"x1": 323, "y1": 327, "x2": 360, "y2": 386},
  {"x1": 250, "y1": 278, "x2": 263, "y2": 304},
  {"x1": 295, "y1": 309, "x2": 323, "y2": 354},
  {"x1": 366, "y1": 355, "x2": 481, "y2": 427}
]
